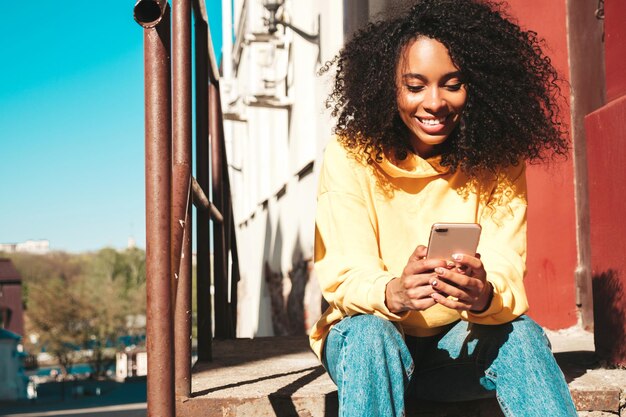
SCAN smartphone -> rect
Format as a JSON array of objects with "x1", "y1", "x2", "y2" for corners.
[{"x1": 426, "y1": 223, "x2": 482, "y2": 260}]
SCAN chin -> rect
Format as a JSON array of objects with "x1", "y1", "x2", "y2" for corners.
[{"x1": 415, "y1": 135, "x2": 449, "y2": 146}]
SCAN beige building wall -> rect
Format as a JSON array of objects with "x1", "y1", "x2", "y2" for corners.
[
  {"x1": 222, "y1": 0, "x2": 347, "y2": 337},
  {"x1": 223, "y1": 0, "x2": 410, "y2": 337}
]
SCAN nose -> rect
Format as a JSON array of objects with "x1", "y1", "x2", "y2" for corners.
[{"x1": 423, "y1": 87, "x2": 446, "y2": 113}]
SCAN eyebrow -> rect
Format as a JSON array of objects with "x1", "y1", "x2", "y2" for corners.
[{"x1": 402, "y1": 71, "x2": 463, "y2": 82}]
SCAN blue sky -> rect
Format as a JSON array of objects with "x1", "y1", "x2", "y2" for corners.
[{"x1": 0, "y1": 1, "x2": 222, "y2": 253}]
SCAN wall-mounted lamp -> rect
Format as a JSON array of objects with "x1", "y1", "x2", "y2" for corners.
[{"x1": 262, "y1": 0, "x2": 320, "y2": 46}]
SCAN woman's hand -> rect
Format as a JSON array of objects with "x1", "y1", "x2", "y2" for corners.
[
  {"x1": 429, "y1": 253, "x2": 493, "y2": 312},
  {"x1": 385, "y1": 245, "x2": 449, "y2": 313}
]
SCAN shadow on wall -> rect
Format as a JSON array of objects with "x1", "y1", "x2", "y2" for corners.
[
  {"x1": 264, "y1": 227, "x2": 319, "y2": 337},
  {"x1": 592, "y1": 269, "x2": 626, "y2": 365}
]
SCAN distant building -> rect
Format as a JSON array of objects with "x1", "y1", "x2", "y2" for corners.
[
  {"x1": 0, "y1": 239, "x2": 50, "y2": 255},
  {"x1": 0, "y1": 244, "x2": 16, "y2": 253},
  {"x1": 0, "y1": 329, "x2": 28, "y2": 401},
  {"x1": 115, "y1": 348, "x2": 147, "y2": 381},
  {"x1": 0, "y1": 259, "x2": 25, "y2": 336}
]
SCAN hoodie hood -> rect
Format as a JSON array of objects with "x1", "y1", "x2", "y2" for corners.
[{"x1": 376, "y1": 150, "x2": 449, "y2": 179}]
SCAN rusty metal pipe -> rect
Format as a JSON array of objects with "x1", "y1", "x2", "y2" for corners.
[
  {"x1": 174, "y1": 197, "x2": 192, "y2": 398},
  {"x1": 172, "y1": 0, "x2": 193, "y2": 398},
  {"x1": 134, "y1": 0, "x2": 168, "y2": 28},
  {"x1": 171, "y1": 0, "x2": 192, "y2": 297},
  {"x1": 192, "y1": 0, "x2": 220, "y2": 82},
  {"x1": 192, "y1": 177, "x2": 224, "y2": 223},
  {"x1": 194, "y1": 14, "x2": 212, "y2": 362},
  {"x1": 141, "y1": 6, "x2": 175, "y2": 417}
]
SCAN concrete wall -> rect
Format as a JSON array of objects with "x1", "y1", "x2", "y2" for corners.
[
  {"x1": 585, "y1": 0, "x2": 626, "y2": 366},
  {"x1": 224, "y1": 0, "x2": 345, "y2": 337},
  {"x1": 225, "y1": 0, "x2": 599, "y2": 336},
  {"x1": 504, "y1": 0, "x2": 579, "y2": 329},
  {"x1": 565, "y1": 0, "x2": 606, "y2": 329}
]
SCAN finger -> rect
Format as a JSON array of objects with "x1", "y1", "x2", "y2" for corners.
[
  {"x1": 409, "y1": 245, "x2": 428, "y2": 261},
  {"x1": 454, "y1": 265, "x2": 470, "y2": 276},
  {"x1": 430, "y1": 275, "x2": 473, "y2": 302},
  {"x1": 406, "y1": 282, "x2": 441, "y2": 299},
  {"x1": 433, "y1": 267, "x2": 472, "y2": 289},
  {"x1": 403, "y1": 273, "x2": 439, "y2": 290},
  {"x1": 430, "y1": 293, "x2": 472, "y2": 311},
  {"x1": 451, "y1": 253, "x2": 483, "y2": 270},
  {"x1": 404, "y1": 258, "x2": 448, "y2": 276},
  {"x1": 410, "y1": 298, "x2": 437, "y2": 311}
]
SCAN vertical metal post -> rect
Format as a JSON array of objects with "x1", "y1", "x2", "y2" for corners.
[
  {"x1": 143, "y1": 7, "x2": 175, "y2": 417},
  {"x1": 194, "y1": 13, "x2": 212, "y2": 361},
  {"x1": 219, "y1": 0, "x2": 238, "y2": 335},
  {"x1": 210, "y1": 81, "x2": 232, "y2": 338},
  {"x1": 218, "y1": 102, "x2": 238, "y2": 332},
  {"x1": 175, "y1": 200, "x2": 192, "y2": 396},
  {"x1": 172, "y1": 0, "x2": 192, "y2": 398},
  {"x1": 228, "y1": 210, "x2": 239, "y2": 334}
]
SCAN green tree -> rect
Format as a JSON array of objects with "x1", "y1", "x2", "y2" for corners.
[
  {"x1": 9, "y1": 248, "x2": 147, "y2": 379},
  {"x1": 80, "y1": 248, "x2": 146, "y2": 377},
  {"x1": 26, "y1": 275, "x2": 89, "y2": 375}
]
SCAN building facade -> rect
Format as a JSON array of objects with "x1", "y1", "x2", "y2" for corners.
[
  {"x1": 221, "y1": 0, "x2": 608, "y2": 339},
  {"x1": 0, "y1": 240, "x2": 50, "y2": 255},
  {"x1": 0, "y1": 259, "x2": 25, "y2": 336}
]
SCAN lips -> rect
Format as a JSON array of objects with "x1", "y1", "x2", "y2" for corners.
[{"x1": 415, "y1": 115, "x2": 452, "y2": 134}]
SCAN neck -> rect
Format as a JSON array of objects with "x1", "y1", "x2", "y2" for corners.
[{"x1": 410, "y1": 139, "x2": 440, "y2": 159}]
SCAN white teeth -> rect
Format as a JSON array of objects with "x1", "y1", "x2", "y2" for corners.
[{"x1": 418, "y1": 116, "x2": 446, "y2": 125}]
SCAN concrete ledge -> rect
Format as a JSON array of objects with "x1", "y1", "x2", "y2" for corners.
[
  {"x1": 567, "y1": 367, "x2": 626, "y2": 414},
  {"x1": 178, "y1": 337, "x2": 336, "y2": 417},
  {"x1": 178, "y1": 335, "x2": 626, "y2": 417}
]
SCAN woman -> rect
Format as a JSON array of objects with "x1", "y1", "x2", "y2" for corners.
[{"x1": 309, "y1": 0, "x2": 577, "y2": 416}]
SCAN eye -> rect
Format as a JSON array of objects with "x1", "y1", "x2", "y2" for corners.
[
  {"x1": 406, "y1": 85, "x2": 425, "y2": 93},
  {"x1": 444, "y1": 82, "x2": 463, "y2": 92}
]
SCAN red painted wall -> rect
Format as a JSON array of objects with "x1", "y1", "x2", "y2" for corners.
[
  {"x1": 585, "y1": 0, "x2": 626, "y2": 366},
  {"x1": 505, "y1": 0, "x2": 578, "y2": 329},
  {"x1": 0, "y1": 285, "x2": 24, "y2": 336},
  {"x1": 585, "y1": 96, "x2": 626, "y2": 365},
  {"x1": 605, "y1": 0, "x2": 626, "y2": 102}
]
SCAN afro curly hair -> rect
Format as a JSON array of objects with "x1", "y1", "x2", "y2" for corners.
[{"x1": 323, "y1": 0, "x2": 569, "y2": 176}]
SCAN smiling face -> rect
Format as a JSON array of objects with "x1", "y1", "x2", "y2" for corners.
[{"x1": 396, "y1": 37, "x2": 468, "y2": 158}]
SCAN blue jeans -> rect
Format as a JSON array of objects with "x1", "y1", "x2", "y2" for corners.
[{"x1": 322, "y1": 314, "x2": 577, "y2": 417}]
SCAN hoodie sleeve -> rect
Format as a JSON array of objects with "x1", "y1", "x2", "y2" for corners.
[
  {"x1": 461, "y1": 163, "x2": 530, "y2": 324},
  {"x1": 314, "y1": 139, "x2": 409, "y2": 321}
]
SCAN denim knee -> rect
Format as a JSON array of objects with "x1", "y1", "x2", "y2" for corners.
[
  {"x1": 505, "y1": 315, "x2": 552, "y2": 352},
  {"x1": 481, "y1": 316, "x2": 577, "y2": 416},
  {"x1": 325, "y1": 315, "x2": 413, "y2": 417},
  {"x1": 334, "y1": 314, "x2": 401, "y2": 346}
]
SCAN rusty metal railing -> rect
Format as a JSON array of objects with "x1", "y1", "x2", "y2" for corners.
[{"x1": 134, "y1": 1, "x2": 239, "y2": 415}]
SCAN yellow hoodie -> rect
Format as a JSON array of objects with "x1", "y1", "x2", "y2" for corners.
[{"x1": 309, "y1": 137, "x2": 529, "y2": 360}]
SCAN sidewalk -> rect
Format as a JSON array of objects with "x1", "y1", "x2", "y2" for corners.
[
  {"x1": 178, "y1": 328, "x2": 626, "y2": 417},
  {"x1": 2, "y1": 328, "x2": 624, "y2": 417},
  {"x1": 0, "y1": 380, "x2": 146, "y2": 417},
  {"x1": 546, "y1": 327, "x2": 626, "y2": 417}
]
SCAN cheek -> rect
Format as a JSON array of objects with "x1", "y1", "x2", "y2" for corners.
[
  {"x1": 397, "y1": 94, "x2": 418, "y2": 114},
  {"x1": 455, "y1": 90, "x2": 468, "y2": 111}
]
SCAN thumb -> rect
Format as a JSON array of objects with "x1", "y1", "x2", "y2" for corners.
[{"x1": 410, "y1": 245, "x2": 428, "y2": 261}]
